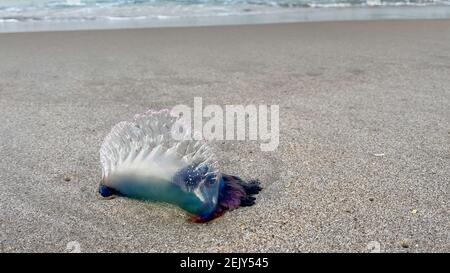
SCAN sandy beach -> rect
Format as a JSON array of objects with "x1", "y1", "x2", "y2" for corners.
[{"x1": 0, "y1": 20, "x2": 449, "y2": 252}]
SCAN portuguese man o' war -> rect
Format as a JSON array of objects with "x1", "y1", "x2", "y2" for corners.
[{"x1": 98, "y1": 109, "x2": 261, "y2": 223}]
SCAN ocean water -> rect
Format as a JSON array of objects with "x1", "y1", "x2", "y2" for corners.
[{"x1": 1, "y1": 0, "x2": 450, "y2": 32}]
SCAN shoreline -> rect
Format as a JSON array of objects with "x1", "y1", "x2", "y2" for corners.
[{"x1": 1, "y1": 5, "x2": 450, "y2": 33}]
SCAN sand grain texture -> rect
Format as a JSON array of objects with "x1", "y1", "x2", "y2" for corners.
[{"x1": 0, "y1": 20, "x2": 449, "y2": 252}]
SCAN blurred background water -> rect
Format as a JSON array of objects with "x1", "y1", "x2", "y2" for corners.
[{"x1": 1, "y1": 0, "x2": 450, "y2": 31}]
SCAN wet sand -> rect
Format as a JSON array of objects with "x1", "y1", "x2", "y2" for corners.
[{"x1": 0, "y1": 20, "x2": 449, "y2": 252}]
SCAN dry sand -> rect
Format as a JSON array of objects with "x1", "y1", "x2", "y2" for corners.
[{"x1": 0, "y1": 20, "x2": 449, "y2": 252}]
